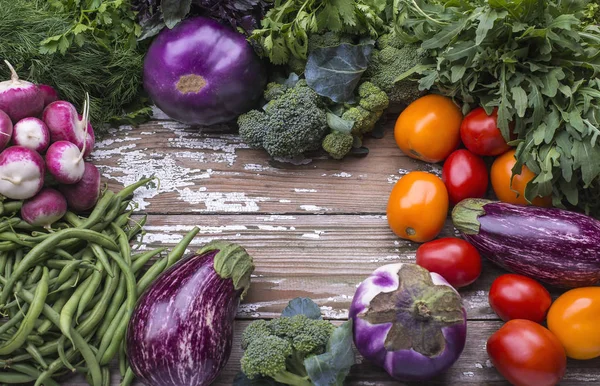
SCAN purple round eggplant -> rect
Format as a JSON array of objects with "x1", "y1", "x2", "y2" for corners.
[
  {"x1": 126, "y1": 241, "x2": 255, "y2": 386},
  {"x1": 453, "y1": 198, "x2": 600, "y2": 288},
  {"x1": 143, "y1": 16, "x2": 267, "y2": 126},
  {"x1": 349, "y1": 263, "x2": 467, "y2": 382}
]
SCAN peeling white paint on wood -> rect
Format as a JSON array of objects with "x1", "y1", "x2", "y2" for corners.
[{"x1": 300, "y1": 205, "x2": 331, "y2": 212}]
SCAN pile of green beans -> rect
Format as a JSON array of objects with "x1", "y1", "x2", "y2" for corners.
[{"x1": 0, "y1": 178, "x2": 200, "y2": 386}]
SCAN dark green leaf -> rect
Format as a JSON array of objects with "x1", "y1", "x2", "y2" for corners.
[
  {"x1": 327, "y1": 112, "x2": 354, "y2": 133},
  {"x1": 281, "y1": 297, "x2": 322, "y2": 319},
  {"x1": 511, "y1": 86, "x2": 528, "y2": 118},
  {"x1": 418, "y1": 70, "x2": 438, "y2": 90},
  {"x1": 572, "y1": 141, "x2": 600, "y2": 186},
  {"x1": 422, "y1": 18, "x2": 469, "y2": 49},
  {"x1": 444, "y1": 41, "x2": 478, "y2": 61},
  {"x1": 332, "y1": 0, "x2": 357, "y2": 26},
  {"x1": 316, "y1": 3, "x2": 343, "y2": 32},
  {"x1": 533, "y1": 123, "x2": 547, "y2": 145},
  {"x1": 161, "y1": 0, "x2": 192, "y2": 29},
  {"x1": 559, "y1": 178, "x2": 578, "y2": 205},
  {"x1": 305, "y1": 42, "x2": 374, "y2": 103},
  {"x1": 476, "y1": 9, "x2": 505, "y2": 45},
  {"x1": 450, "y1": 65, "x2": 467, "y2": 83},
  {"x1": 305, "y1": 320, "x2": 355, "y2": 386},
  {"x1": 548, "y1": 14, "x2": 579, "y2": 30},
  {"x1": 544, "y1": 108, "x2": 561, "y2": 143}
]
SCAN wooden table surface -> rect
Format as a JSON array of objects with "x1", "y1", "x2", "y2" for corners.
[{"x1": 83, "y1": 110, "x2": 600, "y2": 385}]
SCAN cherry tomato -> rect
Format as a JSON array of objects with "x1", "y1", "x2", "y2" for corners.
[
  {"x1": 394, "y1": 94, "x2": 463, "y2": 163},
  {"x1": 488, "y1": 274, "x2": 552, "y2": 323},
  {"x1": 460, "y1": 107, "x2": 511, "y2": 156},
  {"x1": 547, "y1": 287, "x2": 600, "y2": 360},
  {"x1": 442, "y1": 149, "x2": 489, "y2": 205},
  {"x1": 415, "y1": 238, "x2": 482, "y2": 287},
  {"x1": 387, "y1": 171, "x2": 449, "y2": 243},
  {"x1": 490, "y1": 149, "x2": 552, "y2": 207},
  {"x1": 487, "y1": 319, "x2": 566, "y2": 386}
]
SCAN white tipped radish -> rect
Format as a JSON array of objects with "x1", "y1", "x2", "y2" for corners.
[
  {"x1": 12, "y1": 117, "x2": 50, "y2": 153},
  {"x1": 0, "y1": 61, "x2": 44, "y2": 122},
  {"x1": 45, "y1": 141, "x2": 85, "y2": 184},
  {"x1": 38, "y1": 84, "x2": 59, "y2": 106},
  {"x1": 0, "y1": 146, "x2": 45, "y2": 199},
  {"x1": 21, "y1": 188, "x2": 67, "y2": 229},
  {"x1": 0, "y1": 109, "x2": 13, "y2": 151},
  {"x1": 42, "y1": 93, "x2": 94, "y2": 157},
  {"x1": 58, "y1": 162, "x2": 101, "y2": 212}
]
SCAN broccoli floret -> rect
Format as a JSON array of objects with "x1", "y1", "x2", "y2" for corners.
[
  {"x1": 364, "y1": 34, "x2": 428, "y2": 106},
  {"x1": 239, "y1": 315, "x2": 337, "y2": 386},
  {"x1": 341, "y1": 106, "x2": 382, "y2": 136},
  {"x1": 264, "y1": 82, "x2": 289, "y2": 102},
  {"x1": 238, "y1": 80, "x2": 328, "y2": 158},
  {"x1": 358, "y1": 81, "x2": 389, "y2": 112},
  {"x1": 322, "y1": 131, "x2": 354, "y2": 160},
  {"x1": 308, "y1": 32, "x2": 354, "y2": 51}
]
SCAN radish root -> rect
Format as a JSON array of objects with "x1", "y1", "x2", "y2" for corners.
[{"x1": 3, "y1": 60, "x2": 19, "y2": 83}]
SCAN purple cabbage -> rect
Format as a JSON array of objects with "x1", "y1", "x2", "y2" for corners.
[
  {"x1": 349, "y1": 263, "x2": 467, "y2": 382},
  {"x1": 126, "y1": 241, "x2": 255, "y2": 386}
]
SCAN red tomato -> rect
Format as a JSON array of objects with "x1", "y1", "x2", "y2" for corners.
[
  {"x1": 441, "y1": 149, "x2": 489, "y2": 205},
  {"x1": 460, "y1": 107, "x2": 511, "y2": 156},
  {"x1": 487, "y1": 319, "x2": 566, "y2": 386},
  {"x1": 415, "y1": 238, "x2": 482, "y2": 288},
  {"x1": 488, "y1": 274, "x2": 552, "y2": 323}
]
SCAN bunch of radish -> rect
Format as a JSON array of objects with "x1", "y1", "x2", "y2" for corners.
[{"x1": 0, "y1": 60, "x2": 101, "y2": 229}]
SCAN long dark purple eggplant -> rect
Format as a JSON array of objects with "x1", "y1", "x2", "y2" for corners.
[
  {"x1": 452, "y1": 198, "x2": 600, "y2": 288},
  {"x1": 126, "y1": 241, "x2": 255, "y2": 386}
]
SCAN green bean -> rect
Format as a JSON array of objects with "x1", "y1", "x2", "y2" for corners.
[
  {"x1": 52, "y1": 248, "x2": 75, "y2": 260},
  {"x1": 77, "y1": 267, "x2": 120, "y2": 337},
  {"x1": 0, "y1": 232, "x2": 36, "y2": 248},
  {"x1": 0, "y1": 267, "x2": 48, "y2": 355},
  {"x1": 0, "y1": 217, "x2": 21, "y2": 232},
  {"x1": 53, "y1": 261, "x2": 82, "y2": 289},
  {"x1": 1, "y1": 200, "x2": 23, "y2": 215},
  {"x1": 167, "y1": 227, "x2": 199, "y2": 268},
  {"x1": 111, "y1": 223, "x2": 131, "y2": 264},
  {"x1": 112, "y1": 209, "x2": 134, "y2": 229},
  {"x1": 0, "y1": 371, "x2": 35, "y2": 383},
  {"x1": 116, "y1": 177, "x2": 156, "y2": 199},
  {"x1": 120, "y1": 367, "x2": 135, "y2": 386},
  {"x1": 0, "y1": 303, "x2": 28, "y2": 335},
  {"x1": 119, "y1": 339, "x2": 127, "y2": 376},
  {"x1": 72, "y1": 328, "x2": 102, "y2": 386},
  {"x1": 102, "y1": 366, "x2": 111, "y2": 386},
  {"x1": 135, "y1": 255, "x2": 167, "y2": 294},
  {"x1": 90, "y1": 244, "x2": 114, "y2": 278},
  {"x1": 0, "y1": 240, "x2": 19, "y2": 252},
  {"x1": 37, "y1": 295, "x2": 69, "y2": 335},
  {"x1": 59, "y1": 273, "x2": 94, "y2": 346},
  {"x1": 0, "y1": 250, "x2": 7, "y2": 274},
  {"x1": 25, "y1": 266, "x2": 43, "y2": 286},
  {"x1": 96, "y1": 272, "x2": 126, "y2": 337},
  {"x1": 34, "y1": 346, "x2": 77, "y2": 386},
  {"x1": 126, "y1": 214, "x2": 147, "y2": 240},
  {"x1": 25, "y1": 342, "x2": 48, "y2": 369},
  {"x1": 26, "y1": 334, "x2": 44, "y2": 346},
  {"x1": 102, "y1": 196, "x2": 123, "y2": 224},
  {"x1": 96, "y1": 303, "x2": 126, "y2": 363},
  {"x1": 0, "y1": 228, "x2": 118, "y2": 306},
  {"x1": 57, "y1": 336, "x2": 75, "y2": 372},
  {"x1": 76, "y1": 190, "x2": 115, "y2": 229},
  {"x1": 131, "y1": 247, "x2": 167, "y2": 273},
  {"x1": 5, "y1": 363, "x2": 60, "y2": 386},
  {"x1": 76, "y1": 260, "x2": 104, "y2": 321},
  {"x1": 62, "y1": 211, "x2": 83, "y2": 227},
  {"x1": 49, "y1": 272, "x2": 79, "y2": 295}
]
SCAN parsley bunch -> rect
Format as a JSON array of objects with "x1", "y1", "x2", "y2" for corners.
[
  {"x1": 250, "y1": 0, "x2": 389, "y2": 65},
  {"x1": 395, "y1": 0, "x2": 600, "y2": 216}
]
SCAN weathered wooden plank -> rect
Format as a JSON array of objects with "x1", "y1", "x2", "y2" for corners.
[
  {"x1": 66, "y1": 321, "x2": 599, "y2": 385},
  {"x1": 91, "y1": 120, "x2": 438, "y2": 214},
  {"x1": 132, "y1": 213, "x2": 535, "y2": 321}
]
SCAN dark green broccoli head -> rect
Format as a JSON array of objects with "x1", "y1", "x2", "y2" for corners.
[
  {"x1": 342, "y1": 106, "x2": 382, "y2": 136},
  {"x1": 364, "y1": 34, "x2": 428, "y2": 106},
  {"x1": 291, "y1": 319, "x2": 336, "y2": 355},
  {"x1": 264, "y1": 82, "x2": 289, "y2": 102},
  {"x1": 322, "y1": 131, "x2": 354, "y2": 160},
  {"x1": 357, "y1": 82, "x2": 389, "y2": 112},
  {"x1": 241, "y1": 335, "x2": 292, "y2": 379},
  {"x1": 238, "y1": 110, "x2": 269, "y2": 148},
  {"x1": 308, "y1": 32, "x2": 354, "y2": 51},
  {"x1": 241, "y1": 319, "x2": 271, "y2": 350}
]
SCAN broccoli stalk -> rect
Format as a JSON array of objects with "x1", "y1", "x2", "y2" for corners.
[{"x1": 240, "y1": 315, "x2": 336, "y2": 386}]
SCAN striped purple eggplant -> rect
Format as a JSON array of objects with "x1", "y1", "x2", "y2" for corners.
[
  {"x1": 350, "y1": 263, "x2": 467, "y2": 382},
  {"x1": 126, "y1": 241, "x2": 255, "y2": 386},
  {"x1": 452, "y1": 198, "x2": 600, "y2": 288}
]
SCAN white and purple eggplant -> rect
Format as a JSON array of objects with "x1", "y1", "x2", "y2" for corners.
[
  {"x1": 127, "y1": 241, "x2": 255, "y2": 386},
  {"x1": 453, "y1": 198, "x2": 600, "y2": 288},
  {"x1": 350, "y1": 263, "x2": 467, "y2": 382}
]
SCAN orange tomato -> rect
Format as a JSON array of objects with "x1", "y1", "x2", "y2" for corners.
[
  {"x1": 547, "y1": 287, "x2": 600, "y2": 360},
  {"x1": 387, "y1": 171, "x2": 449, "y2": 242},
  {"x1": 490, "y1": 150, "x2": 551, "y2": 207},
  {"x1": 394, "y1": 94, "x2": 463, "y2": 163}
]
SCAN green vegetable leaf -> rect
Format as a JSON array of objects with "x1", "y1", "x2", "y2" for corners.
[
  {"x1": 316, "y1": 3, "x2": 343, "y2": 32},
  {"x1": 573, "y1": 141, "x2": 600, "y2": 186},
  {"x1": 511, "y1": 86, "x2": 528, "y2": 118},
  {"x1": 327, "y1": 112, "x2": 355, "y2": 134},
  {"x1": 281, "y1": 298, "x2": 322, "y2": 319},
  {"x1": 161, "y1": 0, "x2": 192, "y2": 29},
  {"x1": 422, "y1": 18, "x2": 469, "y2": 50},
  {"x1": 304, "y1": 320, "x2": 355, "y2": 386},
  {"x1": 333, "y1": 0, "x2": 357, "y2": 26},
  {"x1": 305, "y1": 42, "x2": 374, "y2": 103},
  {"x1": 476, "y1": 9, "x2": 505, "y2": 45}
]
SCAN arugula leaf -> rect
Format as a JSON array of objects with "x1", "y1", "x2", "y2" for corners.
[
  {"x1": 281, "y1": 298, "x2": 322, "y2": 319},
  {"x1": 327, "y1": 112, "x2": 355, "y2": 133},
  {"x1": 305, "y1": 41, "x2": 375, "y2": 103},
  {"x1": 304, "y1": 320, "x2": 355, "y2": 386},
  {"x1": 161, "y1": 0, "x2": 192, "y2": 29}
]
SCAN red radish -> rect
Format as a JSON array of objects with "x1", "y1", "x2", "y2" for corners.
[
  {"x1": 21, "y1": 188, "x2": 67, "y2": 229},
  {"x1": 58, "y1": 162, "x2": 101, "y2": 212},
  {"x1": 0, "y1": 61, "x2": 44, "y2": 122},
  {"x1": 45, "y1": 141, "x2": 85, "y2": 184},
  {"x1": 38, "y1": 84, "x2": 59, "y2": 106},
  {"x1": 12, "y1": 117, "x2": 50, "y2": 153},
  {"x1": 0, "y1": 110, "x2": 13, "y2": 151},
  {"x1": 0, "y1": 146, "x2": 45, "y2": 199},
  {"x1": 42, "y1": 93, "x2": 94, "y2": 158}
]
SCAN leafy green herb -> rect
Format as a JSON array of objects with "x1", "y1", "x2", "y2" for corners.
[
  {"x1": 395, "y1": 0, "x2": 600, "y2": 216},
  {"x1": 162, "y1": 0, "x2": 192, "y2": 29},
  {"x1": 250, "y1": 0, "x2": 388, "y2": 65},
  {"x1": 305, "y1": 41, "x2": 375, "y2": 102}
]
